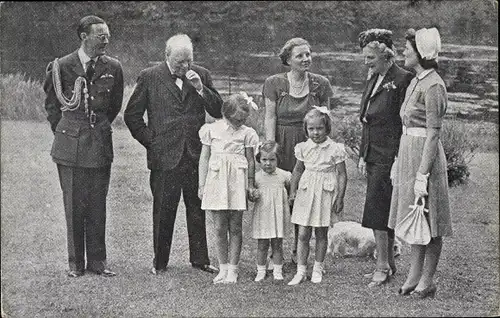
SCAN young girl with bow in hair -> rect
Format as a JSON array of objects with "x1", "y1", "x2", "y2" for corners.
[
  {"x1": 198, "y1": 92, "x2": 259, "y2": 284},
  {"x1": 287, "y1": 106, "x2": 348, "y2": 285}
]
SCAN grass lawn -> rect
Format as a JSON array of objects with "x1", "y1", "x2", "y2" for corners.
[{"x1": 1, "y1": 120, "x2": 499, "y2": 317}]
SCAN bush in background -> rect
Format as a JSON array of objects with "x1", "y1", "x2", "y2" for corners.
[
  {"x1": 0, "y1": 73, "x2": 46, "y2": 121},
  {"x1": 442, "y1": 118, "x2": 480, "y2": 187}
]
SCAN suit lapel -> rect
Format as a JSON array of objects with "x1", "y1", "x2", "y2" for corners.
[
  {"x1": 69, "y1": 51, "x2": 86, "y2": 77},
  {"x1": 92, "y1": 56, "x2": 109, "y2": 81},
  {"x1": 161, "y1": 62, "x2": 183, "y2": 103},
  {"x1": 368, "y1": 64, "x2": 397, "y2": 101},
  {"x1": 360, "y1": 74, "x2": 378, "y2": 120}
]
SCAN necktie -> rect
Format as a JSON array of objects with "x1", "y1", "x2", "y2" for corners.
[{"x1": 86, "y1": 59, "x2": 96, "y2": 81}]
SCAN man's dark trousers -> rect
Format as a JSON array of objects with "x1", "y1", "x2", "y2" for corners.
[
  {"x1": 57, "y1": 164, "x2": 111, "y2": 272},
  {"x1": 150, "y1": 148, "x2": 209, "y2": 270}
]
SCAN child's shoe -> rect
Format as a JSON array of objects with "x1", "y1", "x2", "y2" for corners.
[
  {"x1": 273, "y1": 264, "x2": 283, "y2": 280},
  {"x1": 224, "y1": 264, "x2": 238, "y2": 283},
  {"x1": 213, "y1": 264, "x2": 228, "y2": 284},
  {"x1": 287, "y1": 265, "x2": 307, "y2": 285},
  {"x1": 311, "y1": 261, "x2": 324, "y2": 284},
  {"x1": 254, "y1": 265, "x2": 266, "y2": 282},
  {"x1": 311, "y1": 270, "x2": 323, "y2": 283}
]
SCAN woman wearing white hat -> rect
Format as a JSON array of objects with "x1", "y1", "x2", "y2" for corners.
[{"x1": 388, "y1": 27, "x2": 452, "y2": 299}]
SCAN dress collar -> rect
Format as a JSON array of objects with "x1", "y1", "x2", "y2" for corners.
[
  {"x1": 417, "y1": 69, "x2": 434, "y2": 80},
  {"x1": 221, "y1": 118, "x2": 242, "y2": 132},
  {"x1": 306, "y1": 136, "x2": 333, "y2": 148}
]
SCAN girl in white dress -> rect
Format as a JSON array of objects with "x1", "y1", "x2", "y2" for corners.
[
  {"x1": 251, "y1": 141, "x2": 292, "y2": 282},
  {"x1": 198, "y1": 92, "x2": 259, "y2": 284},
  {"x1": 288, "y1": 107, "x2": 348, "y2": 285}
]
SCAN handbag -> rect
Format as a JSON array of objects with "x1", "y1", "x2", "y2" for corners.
[{"x1": 395, "y1": 196, "x2": 431, "y2": 245}]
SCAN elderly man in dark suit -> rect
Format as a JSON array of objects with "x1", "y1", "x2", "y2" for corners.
[
  {"x1": 124, "y1": 33, "x2": 223, "y2": 275},
  {"x1": 44, "y1": 15, "x2": 123, "y2": 277},
  {"x1": 357, "y1": 29, "x2": 413, "y2": 287}
]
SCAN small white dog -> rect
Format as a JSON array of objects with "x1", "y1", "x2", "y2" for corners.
[{"x1": 327, "y1": 221, "x2": 402, "y2": 258}]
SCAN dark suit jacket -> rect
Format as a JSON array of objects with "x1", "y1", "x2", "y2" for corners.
[
  {"x1": 44, "y1": 50, "x2": 124, "y2": 167},
  {"x1": 359, "y1": 63, "x2": 413, "y2": 164},
  {"x1": 124, "y1": 62, "x2": 223, "y2": 170}
]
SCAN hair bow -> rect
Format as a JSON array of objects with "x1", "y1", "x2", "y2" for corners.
[
  {"x1": 239, "y1": 91, "x2": 259, "y2": 111},
  {"x1": 313, "y1": 105, "x2": 330, "y2": 114}
]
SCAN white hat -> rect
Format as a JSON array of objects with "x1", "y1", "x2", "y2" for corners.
[{"x1": 415, "y1": 27, "x2": 441, "y2": 60}]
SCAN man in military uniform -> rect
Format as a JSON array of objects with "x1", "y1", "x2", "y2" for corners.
[{"x1": 44, "y1": 15, "x2": 123, "y2": 277}]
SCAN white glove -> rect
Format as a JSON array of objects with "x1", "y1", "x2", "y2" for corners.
[
  {"x1": 390, "y1": 158, "x2": 398, "y2": 185},
  {"x1": 414, "y1": 172, "x2": 429, "y2": 198},
  {"x1": 358, "y1": 157, "x2": 367, "y2": 177}
]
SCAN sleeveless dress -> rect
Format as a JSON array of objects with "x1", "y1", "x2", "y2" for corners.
[
  {"x1": 388, "y1": 69, "x2": 452, "y2": 237},
  {"x1": 262, "y1": 72, "x2": 334, "y2": 172},
  {"x1": 251, "y1": 168, "x2": 292, "y2": 239},
  {"x1": 291, "y1": 137, "x2": 348, "y2": 227},
  {"x1": 199, "y1": 119, "x2": 259, "y2": 211}
]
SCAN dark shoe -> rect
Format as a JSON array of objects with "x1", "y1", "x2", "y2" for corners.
[
  {"x1": 192, "y1": 263, "x2": 218, "y2": 273},
  {"x1": 398, "y1": 284, "x2": 418, "y2": 296},
  {"x1": 411, "y1": 284, "x2": 437, "y2": 299},
  {"x1": 368, "y1": 269, "x2": 391, "y2": 287},
  {"x1": 150, "y1": 267, "x2": 167, "y2": 275},
  {"x1": 88, "y1": 268, "x2": 116, "y2": 277},
  {"x1": 68, "y1": 270, "x2": 84, "y2": 278}
]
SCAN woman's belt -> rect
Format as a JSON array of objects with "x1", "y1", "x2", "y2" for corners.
[{"x1": 402, "y1": 126, "x2": 427, "y2": 137}]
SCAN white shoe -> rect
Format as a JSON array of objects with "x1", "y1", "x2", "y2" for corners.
[
  {"x1": 273, "y1": 271, "x2": 284, "y2": 280},
  {"x1": 224, "y1": 269, "x2": 238, "y2": 283},
  {"x1": 254, "y1": 271, "x2": 266, "y2": 282},
  {"x1": 213, "y1": 271, "x2": 227, "y2": 284},
  {"x1": 311, "y1": 270, "x2": 323, "y2": 283},
  {"x1": 287, "y1": 273, "x2": 306, "y2": 286}
]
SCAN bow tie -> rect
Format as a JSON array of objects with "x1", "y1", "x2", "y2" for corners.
[{"x1": 171, "y1": 73, "x2": 184, "y2": 80}]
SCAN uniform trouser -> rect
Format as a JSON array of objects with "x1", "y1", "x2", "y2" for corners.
[
  {"x1": 150, "y1": 154, "x2": 210, "y2": 270},
  {"x1": 57, "y1": 164, "x2": 111, "y2": 272}
]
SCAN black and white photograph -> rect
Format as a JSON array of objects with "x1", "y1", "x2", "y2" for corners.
[{"x1": 1, "y1": 1, "x2": 498, "y2": 317}]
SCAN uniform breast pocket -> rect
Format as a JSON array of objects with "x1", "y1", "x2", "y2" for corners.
[{"x1": 51, "y1": 122, "x2": 80, "y2": 163}]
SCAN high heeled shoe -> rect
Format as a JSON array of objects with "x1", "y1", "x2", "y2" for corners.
[
  {"x1": 411, "y1": 284, "x2": 437, "y2": 299},
  {"x1": 398, "y1": 284, "x2": 417, "y2": 296}
]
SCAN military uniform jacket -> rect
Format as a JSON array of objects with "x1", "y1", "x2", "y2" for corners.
[
  {"x1": 124, "y1": 62, "x2": 223, "y2": 171},
  {"x1": 44, "y1": 50, "x2": 124, "y2": 168},
  {"x1": 359, "y1": 63, "x2": 413, "y2": 164}
]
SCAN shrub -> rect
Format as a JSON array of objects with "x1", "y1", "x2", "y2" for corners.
[
  {"x1": 331, "y1": 113, "x2": 362, "y2": 163},
  {"x1": 0, "y1": 73, "x2": 46, "y2": 121},
  {"x1": 441, "y1": 118, "x2": 480, "y2": 187}
]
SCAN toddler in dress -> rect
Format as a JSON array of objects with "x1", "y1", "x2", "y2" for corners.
[
  {"x1": 251, "y1": 141, "x2": 291, "y2": 282},
  {"x1": 287, "y1": 107, "x2": 348, "y2": 285},
  {"x1": 198, "y1": 92, "x2": 259, "y2": 284}
]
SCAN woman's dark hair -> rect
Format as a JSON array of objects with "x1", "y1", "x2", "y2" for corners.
[
  {"x1": 256, "y1": 140, "x2": 281, "y2": 164},
  {"x1": 303, "y1": 108, "x2": 332, "y2": 137},
  {"x1": 405, "y1": 28, "x2": 438, "y2": 70},
  {"x1": 77, "y1": 15, "x2": 106, "y2": 40},
  {"x1": 278, "y1": 38, "x2": 311, "y2": 66}
]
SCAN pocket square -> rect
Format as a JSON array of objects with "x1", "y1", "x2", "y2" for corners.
[{"x1": 100, "y1": 73, "x2": 114, "y2": 79}]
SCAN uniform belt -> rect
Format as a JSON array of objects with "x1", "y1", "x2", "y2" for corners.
[
  {"x1": 62, "y1": 111, "x2": 108, "y2": 125},
  {"x1": 402, "y1": 126, "x2": 427, "y2": 137}
]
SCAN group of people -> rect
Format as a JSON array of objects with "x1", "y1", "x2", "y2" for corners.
[{"x1": 44, "y1": 15, "x2": 451, "y2": 299}]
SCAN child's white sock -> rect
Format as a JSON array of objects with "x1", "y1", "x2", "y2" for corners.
[
  {"x1": 273, "y1": 264, "x2": 283, "y2": 280},
  {"x1": 311, "y1": 261, "x2": 324, "y2": 283},
  {"x1": 254, "y1": 264, "x2": 266, "y2": 282},
  {"x1": 213, "y1": 263, "x2": 228, "y2": 284},
  {"x1": 288, "y1": 264, "x2": 307, "y2": 286},
  {"x1": 224, "y1": 263, "x2": 239, "y2": 283}
]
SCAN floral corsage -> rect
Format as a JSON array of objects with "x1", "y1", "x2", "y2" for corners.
[{"x1": 382, "y1": 81, "x2": 397, "y2": 91}]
